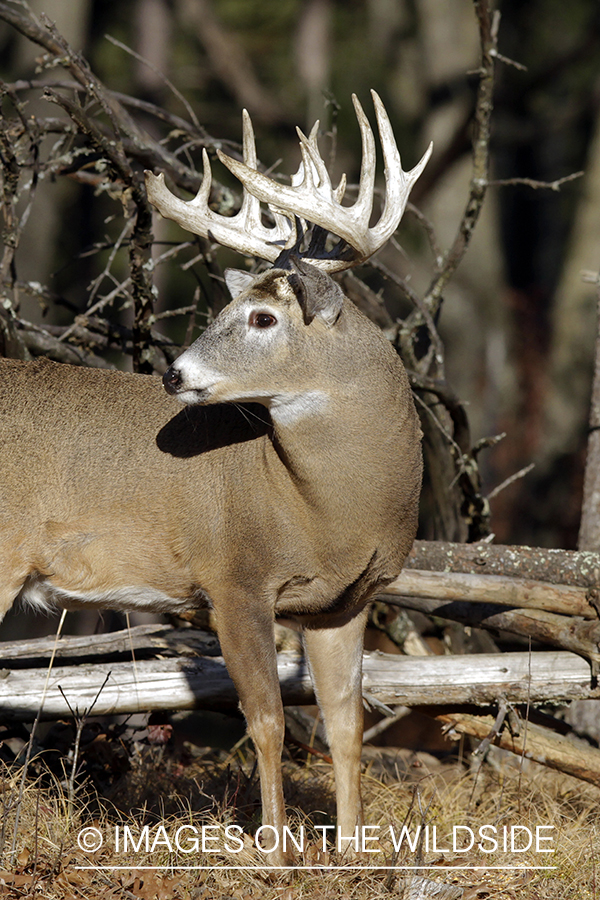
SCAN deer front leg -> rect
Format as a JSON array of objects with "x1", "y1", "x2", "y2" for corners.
[
  {"x1": 212, "y1": 599, "x2": 289, "y2": 866},
  {"x1": 302, "y1": 605, "x2": 370, "y2": 855}
]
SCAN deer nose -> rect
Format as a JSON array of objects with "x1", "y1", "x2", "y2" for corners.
[{"x1": 163, "y1": 365, "x2": 182, "y2": 394}]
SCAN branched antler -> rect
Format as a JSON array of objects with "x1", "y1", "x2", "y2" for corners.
[
  {"x1": 146, "y1": 110, "x2": 294, "y2": 265},
  {"x1": 146, "y1": 91, "x2": 432, "y2": 272}
]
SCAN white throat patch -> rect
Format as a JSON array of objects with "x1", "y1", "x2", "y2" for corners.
[{"x1": 269, "y1": 390, "x2": 329, "y2": 426}]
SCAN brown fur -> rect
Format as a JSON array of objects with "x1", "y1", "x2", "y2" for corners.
[{"x1": 0, "y1": 264, "x2": 422, "y2": 863}]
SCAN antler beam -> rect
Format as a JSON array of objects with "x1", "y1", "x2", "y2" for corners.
[{"x1": 145, "y1": 91, "x2": 432, "y2": 273}]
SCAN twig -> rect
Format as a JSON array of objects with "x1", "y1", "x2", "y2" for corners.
[
  {"x1": 105, "y1": 33, "x2": 201, "y2": 130},
  {"x1": 488, "y1": 171, "x2": 584, "y2": 191},
  {"x1": 409, "y1": 372, "x2": 472, "y2": 455},
  {"x1": 87, "y1": 219, "x2": 134, "y2": 306},
  {"x1": 58, "y1": 671, "x2": 112, "y2": 814},
  {"x1": 61, "y1": 236, "x2": 195, "y2": 342},
  {"x1": 61, "y1": 278, "x2": 133, "y2": 334},
  {"x1": 472, "y1": 431, "x2": 506, "y2": 457},
  {"x1": 373, "y1": 259, "x2": 445, "y2": 372},
  {"x1": 412, "y1": 391, "x2": 464, "y2": 460},
  {"x1": 362, "y1": 706, "x2": 410, "y2": 744},
  {"x1": 405, "y1": 202, "x2": 443, "y2": 270},
  {"x1": 467, "y1": 697, "x2": 510, "y2": 804},
  {"x1": 284, "y1": 731, "x2": 332, "y2": 764},
  {"x1": 487, "y1": 462, "x2": 535, "y2": 501},
  {"x1": 153, "y1": 304, "x2": 197, "y2": 320},
  {"x1": 489, "y1": 49, "x2": 527, "y2": 71},
  {"x1": 184, "y1": 286, "x2": 203, "y2": 348},
  {"x1": 471, "y1": 697, "x2": 510, "y2": 758}
]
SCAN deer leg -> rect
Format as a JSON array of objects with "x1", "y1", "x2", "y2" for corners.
[
  {"x1": 302, "y1": 605, "x2": 370, "y2": 854},
  {"x1": 212, "y1": 599, "x2": 290, "y2": 865}
]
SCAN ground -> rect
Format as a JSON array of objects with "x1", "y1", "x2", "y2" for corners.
[{"x1": 0, "y1": 718, "x2": 596, "y2": 899}]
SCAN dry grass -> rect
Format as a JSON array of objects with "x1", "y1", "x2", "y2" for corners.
[{"x1": 0, "y1": 735, "x2": 597, "y2": 899}]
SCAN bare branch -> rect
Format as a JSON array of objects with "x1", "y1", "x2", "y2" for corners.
[
  {"x1": 39, "y1": 46, "x2": 156, "y2": 373},
  {"x1": 104, "y1": 33, "x2": 201, "y2": 131},
  {"x1": 421, "y1": 0, "x2": 496, "y2": 321},
  {"x1": 404, "y1": 201, "x2": 443, "y2": 270},
  {"x1": 489, "y1": 49, "x2": 527, "y2": 71},
  {"x1": 488, "y1": 171, "x2": 584, "y2": 191},
  {"x1": 487, "y1": 462, "x2": 535, "y2": 501}
]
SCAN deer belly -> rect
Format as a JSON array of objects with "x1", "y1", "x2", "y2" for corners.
[
  {"x1": 17, "y1": 521, "x2": 211, "y2": 615},
  {"x1": 18, "y1": 575, "x2": 205, "y2": 615}
]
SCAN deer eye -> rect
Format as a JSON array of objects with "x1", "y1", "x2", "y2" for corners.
[{"x1": 249, "y1": 310, "x2": 277, "y2": 328}]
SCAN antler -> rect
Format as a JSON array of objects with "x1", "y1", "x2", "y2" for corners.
[{"x1": 145, "y1": 90, "x2": 432, "y2": 273}]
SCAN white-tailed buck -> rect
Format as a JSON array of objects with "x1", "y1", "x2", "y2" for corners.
[{"x1": 0, "y1": 92, "x2": 430, "y2": 864}]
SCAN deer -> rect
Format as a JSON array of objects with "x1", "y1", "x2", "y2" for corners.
[{"x1": 0, "y1": 91, "x2": 430, "y2": 864}]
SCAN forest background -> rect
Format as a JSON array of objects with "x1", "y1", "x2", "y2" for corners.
[{"x1": 1, "y1": 0, "x2": 600, "y2": 553}]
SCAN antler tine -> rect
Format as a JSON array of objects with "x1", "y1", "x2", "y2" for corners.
[
  {"x1": 296, "y1": 121, "x2": 331, "y2": 192},
  {"x1": 369, "y1": 89, "x2": 433, "y2": 247},
  {"x1": 334, "y1": 173, "x2": 347, "y2": 203},
  {"x1": 241, "y1": 108, "x2": 257, "y2": 168},
  {"x1": 233, "y1": 110, "x2": 271, "y2": 233},
  {"x1": 350, "y1": 93, "x2": 376, "y2": 227},
  {"x1": 190, "y1": 148, "x2": 212, "y2": 207}
]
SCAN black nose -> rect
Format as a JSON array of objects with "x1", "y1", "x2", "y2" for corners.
[{"x1": 163, "y1": 365, "x2": 182, "y2": 395}]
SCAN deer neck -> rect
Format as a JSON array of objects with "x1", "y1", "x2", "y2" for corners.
[{"x1": 267, "y1": 380, "x2": 406, "y2": 519}]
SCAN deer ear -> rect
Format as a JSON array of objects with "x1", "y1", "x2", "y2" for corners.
[
  {"x1": 224, "y1": 268, "x2": 258, "y2": 299},
  {"x1": 287, "y1": 258, "x2": 344, "y2": 327}
]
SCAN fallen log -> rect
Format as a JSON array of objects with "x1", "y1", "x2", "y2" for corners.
[
  {"x1": 437, "y1": 710, "x2": 600, "y2": 789},
  {"x1": 0, "y1": 652, "x2": 310, "y2": 720},
  {"x1": 407, "y1": 540, "x2": 600, "y2": 591},
  {"x1": 382, "y1": 595, "x2": 600, "y2": 666},
  {"x1": 383, "y1": 570, "x2": 596, "y2": 617},
  {"x1": 0, "y1": 623, "x2": 221, "y2": 666},
  {"x1": 0, "y1": 621, "x2": 300, "y2": 666},
  {"x1": 0, "y1": 647, "x2": 597, "y2": 721},
  {"x1": 361, "y1": 649, "x2": 599, "y2": 706}
]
